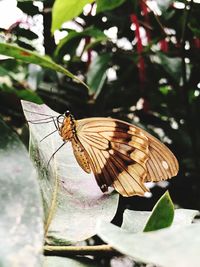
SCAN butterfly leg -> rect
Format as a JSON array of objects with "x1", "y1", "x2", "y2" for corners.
[{"x1": 47, "y1": 141, "x2": 67, "y2": 167}]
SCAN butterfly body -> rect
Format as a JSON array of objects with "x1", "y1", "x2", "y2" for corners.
[
  {"x1": 58, "y1": 112, "x2": 179, "y2": 197},
  {"x1": 59, "y1": 114, "x2": 76, "y2": 141},
  {"x1": 58, "y1": 114, "x2": 91, "y2": 174}
]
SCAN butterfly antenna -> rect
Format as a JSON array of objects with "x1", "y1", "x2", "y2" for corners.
[
  {"x1": 47, "y1": 142, "x2": 66, "y2": 168},
  {"x1": 23, "y1": 109, "x2": 56, "y2": 117},
  {"x1": 27, "y1": 119, "x2": 54, "y2": 124}
]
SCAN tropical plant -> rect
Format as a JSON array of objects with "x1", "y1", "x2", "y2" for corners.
[{"x1": 0, "y1": 0, "x2": 200, "y2": 266}]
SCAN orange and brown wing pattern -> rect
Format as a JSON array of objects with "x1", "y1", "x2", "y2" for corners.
[
  {"x1": 74, "y1": 118, "x2": 179, "y2": 197},
  {"x1": 74, "y1": 118, "x2": 178, "y2": 196},
  {"x1": 74, "y1": 118, "x2": 151, "y2": 197}
]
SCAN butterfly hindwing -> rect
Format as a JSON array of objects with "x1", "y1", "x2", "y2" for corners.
[{"x1": 142, "y1": 130, "x2": 179, "y2": 182}]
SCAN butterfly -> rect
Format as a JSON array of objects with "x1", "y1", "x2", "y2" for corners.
[{"x1": 50, "y1": 110, "x2": 179, "y2": 197}]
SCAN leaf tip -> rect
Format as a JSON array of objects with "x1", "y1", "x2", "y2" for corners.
[{"x1": 143, "y1": 191, "x2": 174, "y2": 232}]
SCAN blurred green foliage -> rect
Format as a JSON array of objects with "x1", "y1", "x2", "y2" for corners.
[{"x1": 0, "y1": 0, "x2": 200, "y2": 212}]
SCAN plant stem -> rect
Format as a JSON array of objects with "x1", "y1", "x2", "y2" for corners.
[
  {"x1": 44, "y1": 244, "x2": 120, "y2": 257},
  {"x1": 141, "y1": 0, "x2": 168, "y2": 37}
]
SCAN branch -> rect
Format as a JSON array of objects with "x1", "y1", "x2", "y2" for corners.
[
  {"x1": 44, "y1": 244, "x2": 120, "y2": 257},
  {"x1": 141, "y1": 0, "x2": 168, "y2": 38}
]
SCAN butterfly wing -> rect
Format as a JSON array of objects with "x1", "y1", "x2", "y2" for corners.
[
  {"x1": 142, "y1": 131, "x2": 179, "y2": 182},
  {"x1": 74, "y1": 118, "x2": 178, "y2": 197}
]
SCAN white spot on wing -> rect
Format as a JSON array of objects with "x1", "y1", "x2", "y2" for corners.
[
  {"x1": 162, "y1": 161, "x2": 169, "y2": 169},
  {"x1": 109, "y1": 149, "x2": 114, "y2": 155}
]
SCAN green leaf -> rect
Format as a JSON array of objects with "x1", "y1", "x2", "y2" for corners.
[
  {"x1": 17, "y1": 89, "x2": 43, "y2": 104},
  {"x1": 44, "y1": 256, "x2": 99, "y2": 267},
  {"x1": 0, "y1": 84, "x2": 43, "y2": 104},
  {"x1": 159, "y1": 85, "x2": 172, "y2": 95},
  {"x1": 21, "y1": 100, "x2": 119, "y2": 244},
  {"x1": 0, "y1": 118, "x2": 43, "y2": 267},
  {"x1": 97, "y1": 221, "x2": 200, "y2": 267},
  {"x1": 144, "y1": 191, "x2": 174, "y2": 232},
  {"x1": 52, "y1": 0, "x2": 95, "y2": 33},
  {"x1": 55, "y1": 26, "x2": 107, "y2": 61},
  {"x1": 153, "y1": 53, "x2": 182, "y2": 83},
  {"x1": 122, "y1": 208, "x2": 199, "y2": 233},
  {"x1": 0, "y1": 42, "x2": 88, "y2": 89},
  {"x1": 96, "y1": 0, "x2": 126, "y2": 13},
  {"x1": 87, "y1": 53, "x2": 112, "y2": 98}
]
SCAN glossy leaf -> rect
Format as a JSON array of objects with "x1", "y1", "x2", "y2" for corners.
[
  {"x1": 16, "y1": 89, "x2": 43, "y2": 104},
  {"x1": 52, "y1": 0, "x2": 95, "y2": 33},
  {"x1": 21, "y1": 100, "x2": 119, "y2": 244},
  {"x1": 0, "y1": 119, "x2": 43, "y2": 267},
  {"x1": 87, "y1": 53, "x2": 112, "y2": 98},
  {"x1": 155, "y1": 53, "x2": 182, "y2": 83},
  {"x1": 55, "y1": 26, "x2": 107, "y2": 61},
  {"x1": 97, "y1": 221, "x2": 200, "y2": 267},
  {"x1": 96, "y1": 0, "x2": 126, "y2": 13},
  {"x1": 0, "y1": 43, "x2": 88, "y2": 89},
  {"x1": 144, "y1": 191, "x2": 174, "y2": 232}
]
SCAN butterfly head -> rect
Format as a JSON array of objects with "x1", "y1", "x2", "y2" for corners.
[
  {"x1": 57, "y1": 110, "x2": 73, "y2": 123},
  {"x1": 64, "y1": 110, "x2": 71, "y2": 117}
]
